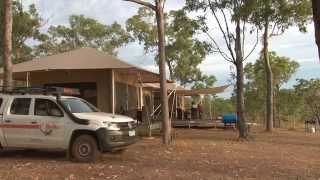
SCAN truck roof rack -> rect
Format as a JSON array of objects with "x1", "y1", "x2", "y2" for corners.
[{"x1": 0, "y1": 86, "x2": 80, "y2": 96}]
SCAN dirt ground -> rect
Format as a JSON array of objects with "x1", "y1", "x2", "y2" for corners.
[{"x1": 0, "y1": 127, "x2": 319, "y2": 180}]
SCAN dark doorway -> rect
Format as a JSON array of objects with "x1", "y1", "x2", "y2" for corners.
[
  {"x1": 45, "y1": 82, "x2": 97, "y2": 106},
  {"x1": 115, "y1": 82, "x2": 138, "y2": 118}
]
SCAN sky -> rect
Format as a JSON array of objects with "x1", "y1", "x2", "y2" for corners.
[{"x1": 24, "y1": 0, "x2": 320, "y2": 98}]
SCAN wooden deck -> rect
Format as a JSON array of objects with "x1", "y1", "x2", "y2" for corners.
[{"x1": 172, "y1": 120, "x2": 225, "y2": 128}]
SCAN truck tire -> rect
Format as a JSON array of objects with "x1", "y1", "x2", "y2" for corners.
[{"x1": 71, "y1": 135, "x2": 100, "y2": 162}]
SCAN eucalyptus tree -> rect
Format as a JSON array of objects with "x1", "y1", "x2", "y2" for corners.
[
  {"x1": 276, "y1": 89, "x2": 304, "y2": 128},
  {"x1": 312, "y1": 0, "x2": 320, "y2": 60},
  {"x1": 1, "y1": 0, "x2": 13, "y2": 91},
  {"x1": 185, "y1": 0, "x2": 259, "y2": 138},
  {"x1": 126, "y1": 7, "x2": 212, "y2": 87},
  {"x1": 123, "y1": 0, "x2": 171, "y2": 145},
  {"x1": 37, "y1": 15, "x2": 130, "y2": 56},
  {"x1": 294, "y1": 79, "x2": 320, "y2": 126},
  {"x1": 248, "y1": 0, "x2": 312, "y2": 131},
  {"x1": 245, "y1": 52, "x2": 300, "y2": 126},
  {"x1": 245, "y1": 52, "x2": 300, "y2": 93},
  {"x1": 0, "y1": 1, "x2": 44, "y2": 64}
]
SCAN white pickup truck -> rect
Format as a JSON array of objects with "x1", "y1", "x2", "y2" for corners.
[{"x1": 0, "y1": 88, "x2": 138, "y2": 162}]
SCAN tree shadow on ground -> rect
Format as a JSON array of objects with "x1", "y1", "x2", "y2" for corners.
[{"x1": 0, "y1": 149, "x2": 66, "y2": 161}]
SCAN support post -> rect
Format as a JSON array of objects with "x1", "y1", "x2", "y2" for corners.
[
  {"x1": 175, "y1": 93, "x2": 178, "y2": 119},
  {"x1": 26, "y1": 72, "x2": 30, "y2": 88},
  {"x1": 209, "y1": 96, "x2": 213, "y2": 120},
  {"x1": 112, "y1": 69, "x2": 115, "y2": 115},
  {"x1": 140, "y1": 86, "x2": 144, "y2": 108},
  {"x1": 126, "y1": 84, "x2": 129, "y2": 111},
  {"x1": 181, "y1": 95, "x2": 185, "y2": 121}
]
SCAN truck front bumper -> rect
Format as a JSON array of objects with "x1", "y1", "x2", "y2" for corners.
[{"x1": 96, "y1": 128, "x2": 139, "y2": 152}]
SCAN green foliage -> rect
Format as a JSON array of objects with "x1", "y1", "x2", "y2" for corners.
[
  {"x1": 248, "y1": 0, "x2": 312, "y2": 34},
  {"x1": 185, "y1": 0, "x2": 251, "y2": 22},
  {"x1": 126, "y1": 8, "x2": 157, "y2": 53},
  {"x1": 192, "y1": 75, "x2": 217, "y2": 89},
  {"x1": 245, "y1": 51, "x2": 300, "y2": 89},
  {"x1": 244, "y1": 52, "x2": 300, "y2": 123},
  {"x1": 191, "y1": 95, "x2": 235, "y2": 119},
  {"x1": 276, "y1": 88, "x2": 304, "y2": 123},
  {"x1": 185, "y1": 0, "x2": 257, "y2": 63},
  {"x1": 294, "y1": 79, "x2": 320, "y2": 121},
  {"x1": 126, "y1": 7, "x2": 212, "y2": 86},
  {"x1": 212, "y1": 97, "x2": 235, "y2": 116},
  {"x1": 37, "y1": 15, "x2": 130, "y2": 56},
  {"x1": 0, "y1": 1, "x2": 43, "y2": 64}
]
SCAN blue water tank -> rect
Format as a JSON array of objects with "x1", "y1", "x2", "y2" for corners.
[{"x1": 223, "y1": 114, "x2": 237, "y2": 124}]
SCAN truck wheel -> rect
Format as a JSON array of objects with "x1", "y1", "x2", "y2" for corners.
[{"x1": 71, "y1": 135, "x2": 100, "y2": 162}]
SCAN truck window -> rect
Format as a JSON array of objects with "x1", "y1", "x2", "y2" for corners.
[
  {"x1": 60, "y1": 98, "x2": 98, "y2": 113},
  {"x1": 35, "y1": 99, "x2": 63, "y2": 117},
  {"x1": 10, "y1": 98, "x2": 31, "y2": 115}
]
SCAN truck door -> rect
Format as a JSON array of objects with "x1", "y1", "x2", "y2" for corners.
[
  {"x1": 33, "y1": 98, "x2": 66, "y2": 148},
  {"x1": 2, "y1": 98, "x2": 42, "y2": 148}
]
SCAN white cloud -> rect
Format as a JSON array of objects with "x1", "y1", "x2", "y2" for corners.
[{"x1": 23, "y1": 0, "x2": 185, "y2": 26}]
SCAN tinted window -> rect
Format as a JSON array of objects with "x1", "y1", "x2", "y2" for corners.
[
  {"x1": 10, "y1": 98, "x2": 31, "y2": 115},
  {"x1": 61, "y1": 98, "x2": 98, "y2": 113},
  {"x1": 35, "y1": 99, "x2": 63, "y2": 117}
]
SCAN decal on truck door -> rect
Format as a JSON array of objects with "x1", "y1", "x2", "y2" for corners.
[
  {"x1": 33, "y1": 98, "x2": 63, "y2": 136},
  {"x1": 39, "y1": 122, "x2": 58, "y2": 136}
]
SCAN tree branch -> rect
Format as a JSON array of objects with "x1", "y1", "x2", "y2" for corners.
[
  {"x1": 204, "y1": 31, "x2": 234, "y2": 63},
  {"x1": 208, "y1": 1, "x2": 236, "y2": 62},
  {"x1": 269, "y1": 22, "x2": 285, "y2": 37},
  {"x1": 243, "y1": 29, "x2": 259, "y2": 61},
  {"x1": 123, "y1": 0, "x2": 156, "y2": 11},
  {"x1": 242, "y1": 22, "x2": 246, "y2": 56},
  {"x1": 269, "y1": 22, "x2": 277, "y2": 37},
  {"x1": 218, "y1": 1, "x2": 232, "y2": 45}
]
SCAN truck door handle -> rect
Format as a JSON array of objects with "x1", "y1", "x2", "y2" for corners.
[
  {"x1": 4, "y1": 120, "x2": 11, "y2": 123},
  {"x1": 31, "y1": 121, "x2": 37, "y2": 124}
]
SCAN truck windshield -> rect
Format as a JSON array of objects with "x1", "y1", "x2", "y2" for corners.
[{"x1": 60, "y1": 98, "x2": 99, "y2": 113}]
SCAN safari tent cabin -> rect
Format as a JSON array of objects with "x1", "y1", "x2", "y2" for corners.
[{"x1": 0, "y1": 48, "x2": 162, "y2": 120}]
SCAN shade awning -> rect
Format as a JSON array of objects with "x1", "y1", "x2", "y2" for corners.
[
  {"x1": 176, "y1": 85, "x2": 229, "y2": 96},
  {"x1": 142, "y1": 83, "x2": 185, "y2": 91}
]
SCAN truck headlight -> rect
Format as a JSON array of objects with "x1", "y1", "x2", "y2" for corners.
[{"x1": 103, "y1": 122, "x2": 120, "y2": 130}]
